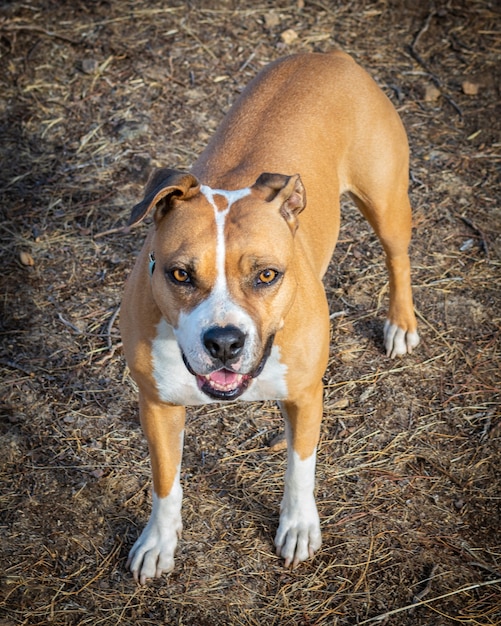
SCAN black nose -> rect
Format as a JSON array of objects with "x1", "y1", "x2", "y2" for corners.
[{"x1": 203, "y1": 325, "x2": 246, "y2": 363}]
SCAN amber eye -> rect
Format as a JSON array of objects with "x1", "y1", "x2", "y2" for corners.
[
  {"x1": 170, "y1": 268, "x2": 191, "y2": 284},
  {"x1": 256, "y1": 268, "x2": 280, "y2": 286}
]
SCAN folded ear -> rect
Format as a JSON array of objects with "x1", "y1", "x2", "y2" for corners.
[
  {"x1": 253, "y1": 172, "x2": 306, "y2": 233},
  {"x1": 128, "y1": 168, "x2": 200, "y2": 226}
]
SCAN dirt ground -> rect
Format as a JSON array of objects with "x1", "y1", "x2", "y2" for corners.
[{"x1": 1, "y1": 1, "x2": 500, "y2": 624}]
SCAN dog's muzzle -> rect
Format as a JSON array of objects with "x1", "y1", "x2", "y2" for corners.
[{"x1": 182, "y1": 328, "x2": 275, "y2": 401}]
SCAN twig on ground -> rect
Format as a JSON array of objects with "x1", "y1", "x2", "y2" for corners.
[
  {"x1": 0, "y1": 21, "x2": 80, "y2": 44},
  {"x1": 57, "y1": 312, "x2": 83, "y2": 335},
  {"x1": 358, "y1": 578, "x2": 501, "y2": 624},
  {"x1": 412, "y1": 564, "x2": 439, "y2": 605},
  {"x1": 459, "y1": 215, "x2": 489, "y2": 257}
]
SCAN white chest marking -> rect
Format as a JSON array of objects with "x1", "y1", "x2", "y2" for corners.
[{"x1": 151, "y1": 318, "x2": 288, "y2": 405}]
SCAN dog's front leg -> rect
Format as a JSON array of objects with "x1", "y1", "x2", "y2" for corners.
[
  {"x1": 275, "y1": 383, "x2": 323, "y2": 567},
  {"x1": 127, "y1": 395, "x2": 185, "y2": 584}
]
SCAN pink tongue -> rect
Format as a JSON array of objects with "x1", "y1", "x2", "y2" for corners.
[{"x1": 209, "y1": 369, "x2": 239, "y2": 386}]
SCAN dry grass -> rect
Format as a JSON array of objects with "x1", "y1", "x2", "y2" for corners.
[{"x1": 1, "y1": 1, "x2": 500, "y2": 624}]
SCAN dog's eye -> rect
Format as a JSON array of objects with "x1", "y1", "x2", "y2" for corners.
[
  {"x1": 169, "y1": 268, "x2": 191, "y2": 284},
  {"x1": 256, "y1": 268, "x2": 280, "y2": 286}
]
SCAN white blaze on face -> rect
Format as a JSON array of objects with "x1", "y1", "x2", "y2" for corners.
[
  {"x1": 200, "y1": 185, "x2": 250, "y2": 296},
  {"x1": 174, "y1": 185, "x2": 263, "y2": 375},
  {"x1": 200, "y1": 184, "x2": 251, "y2": 311}
]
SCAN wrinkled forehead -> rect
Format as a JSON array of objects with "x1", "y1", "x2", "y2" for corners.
[
  {"x1": 205, "y1": 185, "x2": 294, "y2": 240},
  {"x1": 155, "y1": 183, "x2": 293, "y2": 258},
  {"x1": 200, "y1": 185, "x2": 251, "y2": 214},
  {"x1": 156, "y1": 185, "x2": 251, "y2": 236}
]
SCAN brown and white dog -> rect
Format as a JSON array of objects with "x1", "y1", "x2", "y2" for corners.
[{"x1": 120, "y1": 51, "x2": 419, "y2": 584}]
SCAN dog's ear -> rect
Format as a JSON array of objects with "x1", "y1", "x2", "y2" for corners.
[
  {"x1": 128, "y1": 168, "x2": 200, "y2": 226},
  {"x1": 253, "y1": 173, "x2": 305, "y2": 234}
]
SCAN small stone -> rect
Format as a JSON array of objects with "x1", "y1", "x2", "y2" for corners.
[
  {"x1": 331, "y1": 398, "x2": 350, "y2": 409},
  {"x1": 264, "y1": 12, "x2": 280, "y2": 29},
  {"x1": 116, "y1": 119, "x2": 150, "y2": 141},
  {"x1": 81, "y1": 58, "x2": 98, "y2": 74},
  {"x1": 459, "y1": 238, "x2": 474, "y2": 252},
  {"x1": 20, "y1": 251, "x2": 34, "y2": 266},
  {"x1": 462, "y1": 80, "x2": 480, "y2": 96},
  {"x1": 280, "y1": 29, "x2": 298, "y2": 45},
  {"x1": 424, "y1": 84, "x2": 441, "y2": 102},
  {"x1": 359, "y1": 386, "x2": 375, "y2": 402}
]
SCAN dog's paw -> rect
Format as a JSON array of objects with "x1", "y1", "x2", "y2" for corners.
[
  {"x1": 274, "y1": 497, "x2": 321, "y2": 568},
  {"x1": 384, "y1": 320, "x2": 420, "y2": 358},
  {"x1": 127, "y1": 490, "x2": 183, "y2": 584},
  {"x1": 127, "y1": 517, "x2": 182, "y2": 584}
]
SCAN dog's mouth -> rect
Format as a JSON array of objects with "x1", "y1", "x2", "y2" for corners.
[
  {"x1": 196, "y1": 369, "x2": 253, "y2": 401},
  {"x1": 182, "y1": 335, "x2": 274, "y2": 401}
]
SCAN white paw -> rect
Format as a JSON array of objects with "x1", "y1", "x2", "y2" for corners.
[
  {"x1": 384, "y1": 320, "x2": 420, "y2": 358},
  {"x1": 127, "y1": 491, "x2": 182, "y2": 584},
  {"x1": 274, "y1": 496, "x2": 322, "y2": 568}
]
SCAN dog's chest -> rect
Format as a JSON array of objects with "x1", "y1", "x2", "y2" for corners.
[{"x1": 150, "y1": 319, "x2": 288, "y2": 406}]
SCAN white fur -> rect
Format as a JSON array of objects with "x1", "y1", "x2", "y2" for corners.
[
  {"x1": 200, "y1": 184, "x2": 251, "y2": 293},
  {"x1": 384, "y1": 320, "x2": 420, "y2": 358},
  {"x1": 242, "y1": 343, "x2": 288, "y2": 401},
  {"x1": 151, "y1": 319, "x2": 208, "y2": 405},
  {"x1": 152, "y1": 318, "x2": 288, "y2": 405},
  {"x1": 128, "y1": 460, "x2": 183, "y2": 585},
  {"x1": 274, "y1": 449, "x2": 321, "y2": 567},
  {"x1": 274, "y1": 414, "x2": 321, "y2": 567},
  {"x1": 175, "y1": 293, "x2": 259, "y2": 375}
]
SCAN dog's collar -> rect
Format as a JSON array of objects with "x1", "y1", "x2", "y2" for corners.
[{"x1": 149, "y1": 252, "x2": 156, "y2": 276}]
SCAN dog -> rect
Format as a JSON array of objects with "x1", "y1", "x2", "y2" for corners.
[{"x1": 120, "y1": 50, "x2": 420, "y2": 584}]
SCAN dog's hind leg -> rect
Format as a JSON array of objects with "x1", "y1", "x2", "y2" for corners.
[{"x1": 350, "y1": 187, "x2": 420, "y2": 358}]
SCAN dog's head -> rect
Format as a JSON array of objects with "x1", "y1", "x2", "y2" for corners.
[{"x1": 129, "y1": 168, "x2": 305, "y2": 400}]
